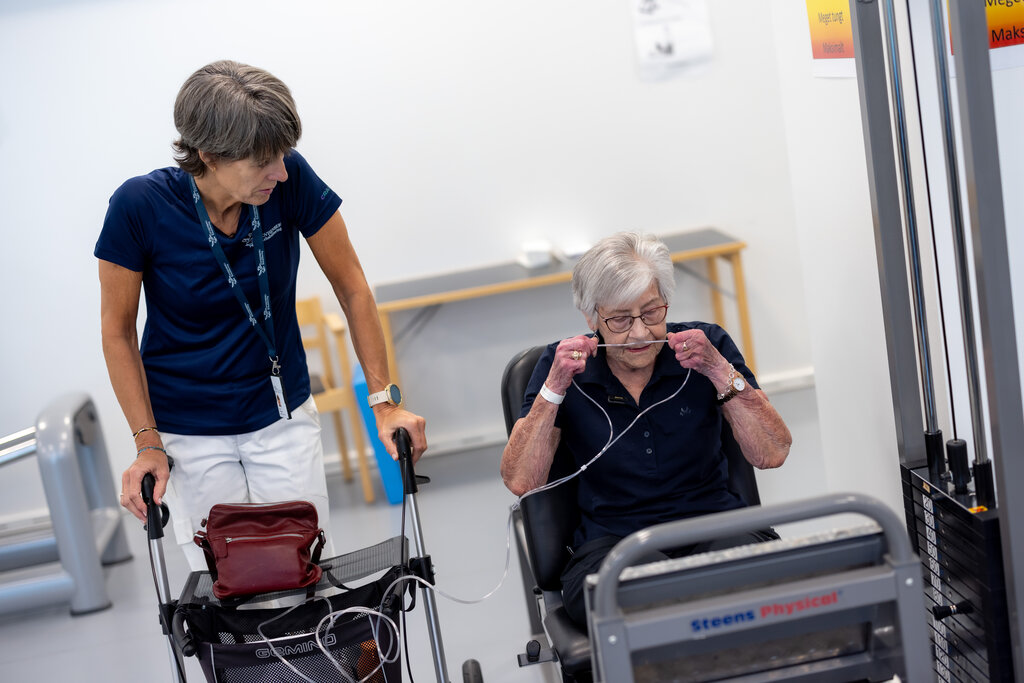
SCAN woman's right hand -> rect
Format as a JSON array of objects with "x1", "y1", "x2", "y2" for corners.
[
  {"x1": 545, "y1": 335, "x2": 599, "y2": 394},
  {"x1": 120, "y1": 441, "x2": 170, "y2": 523}
]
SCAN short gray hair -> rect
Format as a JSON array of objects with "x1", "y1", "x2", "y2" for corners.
[
  {"x1": 172, "y1": 60, "x2": 301, "y2": 176},
  {"x1": 571, "y1": 232, "x2": 675, "y2": 326}
]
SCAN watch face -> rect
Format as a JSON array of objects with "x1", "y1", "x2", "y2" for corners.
[
  {"x1": 387, "y1": 384, "x2": 403, "y2": 405},
  {"x1": 732, "y1": 376, "x2": 746, "y2": 391}
]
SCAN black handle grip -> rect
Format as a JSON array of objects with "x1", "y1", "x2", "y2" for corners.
[
  {"x1": 172, "y1": 608, "x2": 196, "y2": 657},
  {"x1": 142, "y1": 473, "x2": 156, "y2": 504},
  {"x1": 393, "y1": 427, "x2": 417, "y2": 495},
  {"x1": 142, "y1": 473, "x2": 170, "y2": 539},
  {"x1": 931, "y1": 600, "x2": 973, "y2": 620},
  {"x1": 925, "y1": 430, "x2": 946, "y2": 480},
  {"x1": 947, "y1": 439, "x2": 971, "y2": 494}
]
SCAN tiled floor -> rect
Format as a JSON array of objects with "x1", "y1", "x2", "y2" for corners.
[{"x1": 0, "y1": 445, "x2": 555, "y2": 683}]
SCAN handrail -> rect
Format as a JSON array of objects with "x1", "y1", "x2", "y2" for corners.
[
  {"x1": 592, "y1": 493, "x2": 914, "y2": 620},
  {"x1": 0, "y1": 427, "x2": 37, "y2": 467}
]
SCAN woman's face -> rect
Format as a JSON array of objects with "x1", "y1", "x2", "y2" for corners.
[
  {"x1": 593, "y1": 281, "x2": 668, "y2": 372},
  {"x1": 205, "y1": 153, "x2": 288, "y2": 207}
]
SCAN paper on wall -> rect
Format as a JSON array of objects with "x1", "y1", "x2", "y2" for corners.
[{"x1": 631, "y1": 0, "x2": 714, "y2": 81}]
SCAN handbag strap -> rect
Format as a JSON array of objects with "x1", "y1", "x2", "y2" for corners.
[
  {"x1": 302, "y1": 530, "x2": 327, "y2": 600},
  {"x1": 193, "y1": 530, "x2": 219, "y2": 580},
  {"x1": 311, "y1": 529, "x2": 326, "y2": 565}
]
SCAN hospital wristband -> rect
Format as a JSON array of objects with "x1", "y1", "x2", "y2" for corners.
[{"x1": 539, "y1": 384, "x2": 565, "y2": 405}]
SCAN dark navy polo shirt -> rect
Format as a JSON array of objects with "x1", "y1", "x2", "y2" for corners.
[
  {"x1": 95, "y1": 150, "x2": 342, "y2": 435},
  {"x1": 519, "y1": 322, "x2": 759, "y2": 547}
]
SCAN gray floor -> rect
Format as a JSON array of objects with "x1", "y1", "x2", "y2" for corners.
[{"x1": 0, "y1": 445, "x2": 555, "y2": 683}]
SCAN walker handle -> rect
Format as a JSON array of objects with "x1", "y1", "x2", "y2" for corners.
[
  {"x1": 141, "y1": 473, "x2": 171, "y2": 539},
  {"x1": 394, "y1": 427, "x2": 418, "y2": 495}
]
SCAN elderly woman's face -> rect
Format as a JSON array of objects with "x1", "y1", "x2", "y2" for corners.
[
  {"x1": 207, "y1": 153, "x2": 289, "y2": 206},
  {"x1": 593, "y1": 281, "x2": 668, "y2": 371}
]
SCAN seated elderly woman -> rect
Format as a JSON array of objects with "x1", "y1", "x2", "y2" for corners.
[{"x1": 500, "y1": 231, "x2": 792, "y2": 626}]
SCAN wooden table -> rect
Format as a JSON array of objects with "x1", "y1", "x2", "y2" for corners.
[{"x1": 373, "y1": 228, "x2": 754, "y2": 384}]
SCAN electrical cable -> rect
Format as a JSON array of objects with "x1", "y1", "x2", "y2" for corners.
[
  {"x1": 258, "y1": 365, "x2": 693, "y2": 678},
  {"x1": 519, "y1": 369, "x2": 692, "y2": 502}
]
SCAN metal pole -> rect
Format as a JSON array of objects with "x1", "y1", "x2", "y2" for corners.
[
  {"x1": 405, "y1": 492, "x2": 450, "y2": 683},
  {"x1": 849, "y1": 0, "x2": 927, "y2": 468},
  {"x1": 881, "y1": 0, "x2": 940, "y2": 434},
  {"x1": 925, "y1": 0, "x2": 990, "y2": 476},
  {"x1": 948, "y1": 0, "x2": 1024, "y2": 675},
  {"x1": 148, "y1": 538, "x2": 187, "y2": 682},
  {"x1": 0, "y1": 427, "x2": 37, "y2": 467}
]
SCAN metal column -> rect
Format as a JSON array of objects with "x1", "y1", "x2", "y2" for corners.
[
  {"x1": 947, "y1": 1, "x2": 1024, "y2": 675},
  {"x1": 849, "y1": 0, "x2": 927, "y2": 469},
  {"x1": 851, "y1": 0, "x2": 1024, "y2": 676}
]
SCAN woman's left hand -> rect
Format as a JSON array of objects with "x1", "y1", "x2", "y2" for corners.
[
  {"x1": 667, "y1": 329, "x2": 731, "y2": 385},
  {"x1": 376, "y1": 407, "x2": 428, "y2": 463}
]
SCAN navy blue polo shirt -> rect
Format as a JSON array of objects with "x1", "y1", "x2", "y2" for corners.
[
  {"x1": 520, "y1": 322, "x2": 758, "y2": 547},
  {"x1": 95, "y1": 150, "x2": 342, "y2": 435}
]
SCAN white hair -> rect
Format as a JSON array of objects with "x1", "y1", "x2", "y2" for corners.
[{"x1": 571, "y1": 232, "x2": 675, "y2": 327}]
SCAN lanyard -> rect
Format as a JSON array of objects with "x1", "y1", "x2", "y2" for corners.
[{"x1": 188, "y1": 176, "x2": 280, "y2": 375}]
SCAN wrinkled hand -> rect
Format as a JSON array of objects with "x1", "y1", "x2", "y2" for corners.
[
  {"x1": 120, "y1": 448, "x2": 170, "y2": 523},
  {"x1": 376, "y1": 407, "x2": 427, "y2": 463},
  {"x1": 546, "y1": 335, "x2": 599, "y2": 394},
  {"x1": 667, "y1": 329, "x2": 730, "y2": 383}
]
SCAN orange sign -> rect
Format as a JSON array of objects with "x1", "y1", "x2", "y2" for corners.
[
  {"x1": 985, "y1": 0, "x2": 1024, "y2": 49},
  {"x1": 806, "y1": 0, "x2": 855, "y2": 60}
]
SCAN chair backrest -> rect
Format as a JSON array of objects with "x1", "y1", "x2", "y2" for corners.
[
  {"x1": 502, "y1": 346, "x2": 580, "y2": 592},
  {"x1": 501, "y1": 345, "x2": 762, "y2": 591},
  {"x1": 296, "y1": 296, "x2": 336, "y2": 392}
]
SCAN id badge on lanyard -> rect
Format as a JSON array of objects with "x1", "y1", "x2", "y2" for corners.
[{"x1": 189, "y1": 176, "x2": 292, "y2": 420}]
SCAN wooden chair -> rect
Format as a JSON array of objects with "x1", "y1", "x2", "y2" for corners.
[{"x1": 296, "y1": 296, "x2": 374, "y2": 503}]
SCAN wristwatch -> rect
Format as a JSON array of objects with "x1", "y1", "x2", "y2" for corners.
[
  {"x1": 716, "y1": 365, "x2": 746, "y2": 405},
  {"x1": 367, "y1": 383, "x2": 403, "y2": 408}
]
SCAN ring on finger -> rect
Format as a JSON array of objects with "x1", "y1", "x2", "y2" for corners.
[
  {"x1": 682, "y1": 341, "x2": 688, "y2": 351},
  {"x1": 571, "y1": 350, "x2": 582, "y2": 361}
]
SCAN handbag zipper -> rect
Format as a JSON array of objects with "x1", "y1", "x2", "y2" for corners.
[{"x1": 225, "y1": 532, "x2": 307, "y2": 543}]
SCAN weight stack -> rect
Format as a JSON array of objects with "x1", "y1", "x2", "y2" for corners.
[{"x1": 902, "y1": 465, "x2": 1014, "y2": 681}]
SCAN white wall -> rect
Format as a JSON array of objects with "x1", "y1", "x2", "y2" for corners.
[
  {"x1": 0, "y1": 0, "x2": 907, "y2": 531},
  {"x1": 764, "y1": 1, "x2": 905, "y2": 521}
]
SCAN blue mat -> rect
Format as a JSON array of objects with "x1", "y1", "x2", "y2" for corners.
[{"x1": 351, "y1": 364, "x2": 404, "y2": 504}]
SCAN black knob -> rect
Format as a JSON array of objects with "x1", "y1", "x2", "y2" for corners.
[
  {"x1": 931, "y1": 600, "x2": 973, "y2": 620},
  {"x1": 947, "y1": 439, "x2": 971, "y2": 494}
]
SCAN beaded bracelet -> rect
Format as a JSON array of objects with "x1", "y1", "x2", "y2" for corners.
[
  {"x1": 133, "y1": 426, "x2": 159, "y2": 439},
  {"x1": 136, "y1": 446, "x2": 167, "y2": 458}
]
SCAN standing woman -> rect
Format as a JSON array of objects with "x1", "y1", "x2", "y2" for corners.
[{"x1": 96, "y1": 60, "x2": 426, "y2": 569}]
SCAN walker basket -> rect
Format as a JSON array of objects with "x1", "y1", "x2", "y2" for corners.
[{"x1": 176, "y1": 537, "x2": 407, "y2": 683}]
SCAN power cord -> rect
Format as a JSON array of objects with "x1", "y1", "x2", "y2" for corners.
[{"x1": 257, "y1": 369, "x2": 692, "y2": 680}]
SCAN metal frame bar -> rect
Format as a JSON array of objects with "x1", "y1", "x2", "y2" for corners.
[
  {"x1": 849, "y1": 0, "x2": 927, "y2": 468},
  {"x1": 947, "y1": 0, "x2": 1024, "y2": 673},
  {"x1": 851, "y1": 0, "x2": 1024, "y2": 674}
]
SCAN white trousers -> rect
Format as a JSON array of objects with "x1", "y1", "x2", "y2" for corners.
[{"x1": 162, "y1": 395, "x2": 334, "y2": 571}]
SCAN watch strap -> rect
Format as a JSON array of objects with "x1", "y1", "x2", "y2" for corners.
[
  {"x1": 716, "y1": 365, "x2": 737, "y2": 402},
  {"x1": 367, "y1": 383, "x2": 402, "y2": 408},
  {"x1": 716, "y1": 364, "x2": 743, "y2": 405}
]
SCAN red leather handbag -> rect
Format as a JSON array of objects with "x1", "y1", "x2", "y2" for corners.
[{"x1": 193, "y1": 501, "x2": 326, "y2": 600}]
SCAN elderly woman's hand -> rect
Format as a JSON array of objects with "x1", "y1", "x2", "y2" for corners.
[
  {"x1": 667, "y1": 330, "x2": 732, "y2": 386},
  {"x1": 120, "y1": 447, "x2": 171, "y2": 523},
  {"x1": 546, "y1": 335, "x2": 599, "y2": 394}
]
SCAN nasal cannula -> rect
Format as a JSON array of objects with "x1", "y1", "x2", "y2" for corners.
[{"x1": 596, "y1": 339, "x2": 671, "y2": 348}]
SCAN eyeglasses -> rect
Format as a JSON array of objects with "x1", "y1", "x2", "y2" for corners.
[{"x1": 601, "y1": 304, "x2": 669, "y2": 333}]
